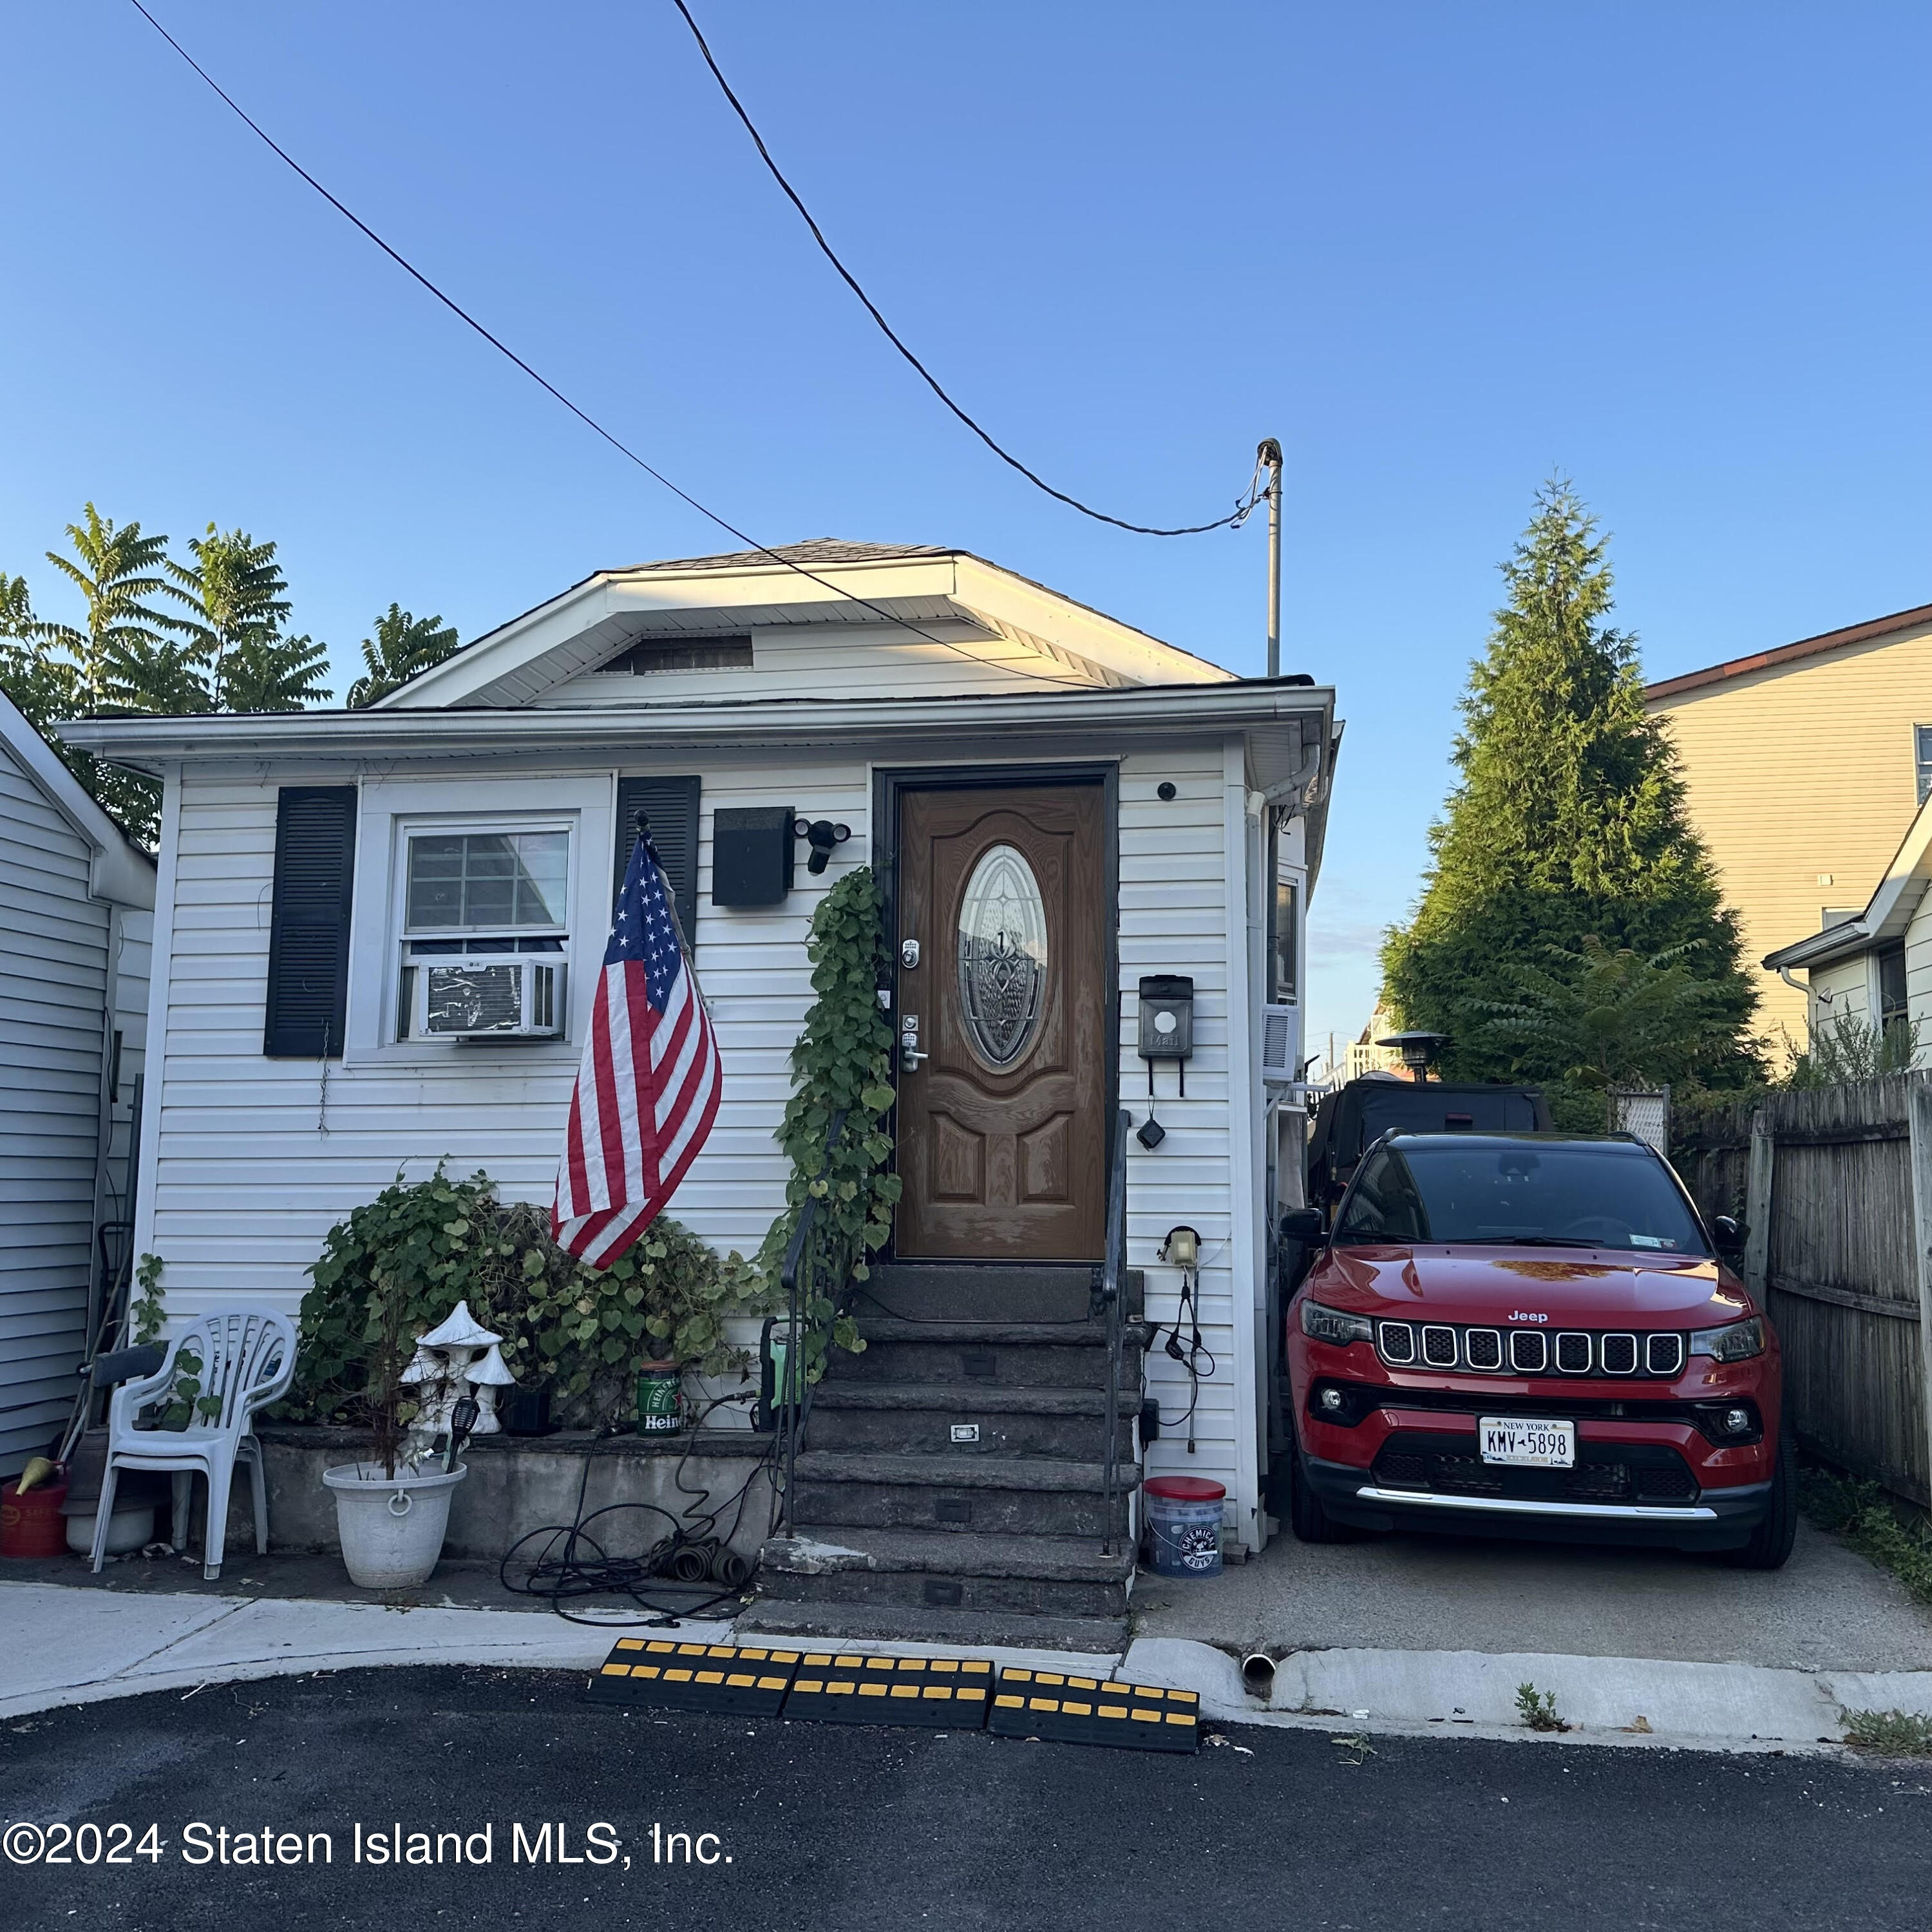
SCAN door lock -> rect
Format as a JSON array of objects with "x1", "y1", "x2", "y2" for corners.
[
  {"x1": 900, "y1": 1043, "x2": 929, "y2": 1072},
  {"x1": 900, "y1": 938, "x2": 921, "y2": 969}
]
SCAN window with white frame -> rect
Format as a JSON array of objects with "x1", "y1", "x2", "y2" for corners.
[
  {"x1": 396, "y1": 824, "x2": 572, "y2": 1040},
  {"x1": 1917, "y1": 724, "x2": 1932, "y2": 805}
]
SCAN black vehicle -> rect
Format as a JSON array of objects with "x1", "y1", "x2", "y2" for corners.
[{"x1": 1305, "y1": 1077, "x2": 1553, "y2": 1217}]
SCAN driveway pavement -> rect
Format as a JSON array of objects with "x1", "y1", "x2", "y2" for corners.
[
  {"x1": 5, "y1": 1666, "x2": 1929, "y2": 1932},
  {"x1": 1135, "y1": 1521, "x2": 1932, "y2": 1672}
]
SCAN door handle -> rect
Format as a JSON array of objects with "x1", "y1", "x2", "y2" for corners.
[{"x1": 900, "y1": 1045, "x2": 929, "y2": 1072}]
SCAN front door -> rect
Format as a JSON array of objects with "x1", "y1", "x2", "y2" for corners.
[{"x1": 893, "y1": 781, "x2": 1109, "y2": 1260}]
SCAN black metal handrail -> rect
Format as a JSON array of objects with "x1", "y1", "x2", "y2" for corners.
[
  {"x1": 774, "y1": 1108, "x2": 849, "y2": 1535},
  {"x1": 1099, "y1": 1107, "x2": 1131, "y2": 1557}
]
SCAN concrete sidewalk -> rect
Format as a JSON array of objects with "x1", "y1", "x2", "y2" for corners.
[
  {"x1": 7, "y1": 1569, "x2": 1931, "y2": 1756},
  {"x1": 1135, "y1": 1520, "x2": 1932, "y2": 1671}
]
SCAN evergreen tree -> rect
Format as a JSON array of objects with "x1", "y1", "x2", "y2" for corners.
[
  {"x1": 347, "y1": 604, "x2": 460, "y2": 706},
  {"x1": 1382, "y1": 480, "x2": 1759, "y2": 1116}
]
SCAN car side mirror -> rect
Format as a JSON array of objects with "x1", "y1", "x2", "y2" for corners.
[
  {"x1": 1279, "y1": 1206, "x2": 1326, "y2": 1244},
  {"x1": 1710, "y1": 1215, "x2": 1747, "y2": 1258}
]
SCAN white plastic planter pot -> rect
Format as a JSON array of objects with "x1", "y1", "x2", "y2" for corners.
[{"x1": 322, "y1": 1461, "x2": 467, "y2": 1588}]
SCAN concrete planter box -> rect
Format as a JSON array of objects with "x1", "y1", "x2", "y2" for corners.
[{"x1": 227, "y1": 1423, "x2": 773, "y2": 1567}]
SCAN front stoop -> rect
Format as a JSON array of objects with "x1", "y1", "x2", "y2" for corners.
[{"x1": 752, "y1": 1264, "x2": 1144, "y2": 1649}]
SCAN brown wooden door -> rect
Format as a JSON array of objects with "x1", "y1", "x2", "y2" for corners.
[{"x1": 894, "y1": 782, "x2": 1108, "y2": 1260}]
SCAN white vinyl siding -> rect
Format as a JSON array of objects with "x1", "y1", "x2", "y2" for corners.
[
  {"x1": 134, "y1": 735, "x2": 1264, "y2": 1535},
  {"x1": 0, "y1": 741, "x2": 128, "y2": 1471},
  {"x1": 537, "y1": 623, "x2": 1111, "y2": 708}
]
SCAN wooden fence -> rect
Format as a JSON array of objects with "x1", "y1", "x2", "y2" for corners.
[{"x1": 1672, "y1": 1074, "x2": 1932, "y2": 1506}]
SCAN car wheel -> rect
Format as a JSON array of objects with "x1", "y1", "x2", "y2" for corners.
[
  {"x1": 1724, "y1": 1412, "x2": 1797, "y2": 1571},
  {"x1": 1289, "y1": 1439, "x2": 1358, "y2": 1544}
]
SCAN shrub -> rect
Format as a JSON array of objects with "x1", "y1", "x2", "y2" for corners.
[{"x1": 286, "y1": 1165, "x2": 772, "y2": 1430}]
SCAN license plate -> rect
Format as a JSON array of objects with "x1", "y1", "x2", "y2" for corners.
[{"x1": 1479, "y1": 1417, "x2": 1576, "y2": 1468}]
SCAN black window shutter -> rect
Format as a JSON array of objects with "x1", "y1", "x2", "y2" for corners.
[
  {"x1": 263, "y1": 786, "x2": 357, "y2": 1058},
  {"x1": 615, "y1": 776, "x2": 701, "y2": 938}
]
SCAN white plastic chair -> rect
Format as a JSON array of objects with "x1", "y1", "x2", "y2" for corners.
[{"x1": 92, "y1": 1308, "x2": 296, "y2": 1580}]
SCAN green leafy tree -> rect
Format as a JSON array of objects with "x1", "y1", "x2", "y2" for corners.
[
  {"x1": 35, "y1": 504, "x2": 198, "y2": 711},
  {"x1": 1475, "y1": 938, "x2": 1739, "y2": 1124},
  {"x1": 170, "y1": 526, "x2": 332, "y2": 710},
  {"x1": 347, "y1": 604, "x2": 460, "y2": 706},
  {"x1": 1382, "y1": 480, "x2": 1759, "y2": 1122}
]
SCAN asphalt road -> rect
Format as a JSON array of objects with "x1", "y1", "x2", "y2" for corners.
[{"x1": 4, "y1": 1667, "x2": 1928, "y2": 1932}]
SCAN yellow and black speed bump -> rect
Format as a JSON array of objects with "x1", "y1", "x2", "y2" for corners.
[
  {"x1": 587, "y1": 1639, "x2": 800, "y2": 1716},
  {"x1": 781, "y1": 1652, "x2": 992, "y2": 1728},
  {"x1": 987, "y1": 1668, "x2": 1200, "y2": 1754}
]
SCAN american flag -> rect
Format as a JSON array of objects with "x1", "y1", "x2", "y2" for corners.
[{"x1": 553, "y1": 833, "x2": 721, "y2": 1267}]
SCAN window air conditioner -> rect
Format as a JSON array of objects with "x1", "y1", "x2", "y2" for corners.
[
  {"x1": 1259, "y1": 1003, "x2": 1299, "y2": 1085},
  {"x1": 415, "y1": 956, "x2": 564, "y2": 1039}
]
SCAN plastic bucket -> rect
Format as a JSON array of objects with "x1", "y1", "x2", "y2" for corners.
[
  {"x1": 636, "y1": 1363, "x2": 685, "y2": 1435},
  {"x1": 1144, "y1": 1475, "x2": 1226, "y2": 1578},
  {"x1": 322, "y1": 1462, "x2": 467, "y2": 1589},
  {"x1": 1, "y1": 1477, "x2": 69, "y2": 1558}
]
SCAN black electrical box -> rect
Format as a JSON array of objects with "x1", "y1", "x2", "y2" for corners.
[
  {"x1": 712, "y1": 807, "x2": 794, "y2": 907},
  {"x1": 1137, "y1": 974, "x2": 1195, "y2": 1060}
]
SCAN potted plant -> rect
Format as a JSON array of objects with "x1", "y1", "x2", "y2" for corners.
[{"x1": 320, "y1": 1284, "x2": 469, "y2": 1588}]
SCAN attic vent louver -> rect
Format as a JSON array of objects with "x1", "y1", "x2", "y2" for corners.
[{"x1": 598, "y1": 636, "x2": 753, "y2": 675}]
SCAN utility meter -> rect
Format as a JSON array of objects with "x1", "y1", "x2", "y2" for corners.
[{"x1": 1137, "y1": 974, "x2": 1195, "y2": 1061}]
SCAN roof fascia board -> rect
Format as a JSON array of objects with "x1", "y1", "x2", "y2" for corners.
[
  {"x1": 949, "y1": 556, "x2": 1234, "y2": 685},
  {"x1": 377, "y1": 577, "x2": 620, "y2": 708},
  {"x1": 61, "y1": 679, "x2": 1334, "y2": 772},
  {"x1": 1645, "y1": 602, "x2": 1932, "y2": 705},
  {"x1": 0, "y1": 690, "x2": 155, "y2": 905}
]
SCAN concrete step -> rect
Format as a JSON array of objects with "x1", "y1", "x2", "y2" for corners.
[
  {"x1": 790, "y1": 1450, "x2": 1137, "y2": 1539},
  {"x1": 734, "y1": 1597, "x2": 1130, "y2": 1656},
  {"x1": 759, "y1": 1525, "x2": 1135, "y2": 1620},
  {"x1": 828, "y1": 1321, "x2": 1142, "y2": 1392},
  {"x1": 853, "y1": 1264, "x2": 1114, "y2": 1325},
  {"x1": 806, "y1": 1381, "x2": 1133, "y2": 1461}
]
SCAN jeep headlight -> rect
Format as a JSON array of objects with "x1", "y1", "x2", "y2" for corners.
[
  {"x1": 1300, "y1": 1300, "x2": 1374, "y2": 1347},
  {"x1": 1689, "y1": 1315, "x2": 1765, "y2": 1363}
]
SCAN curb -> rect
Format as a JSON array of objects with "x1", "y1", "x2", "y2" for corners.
[{"x1": 1120, "y1": 1636, "x2": 1932, "y2": 1755}]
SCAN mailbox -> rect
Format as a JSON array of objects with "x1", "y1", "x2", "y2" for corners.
[
  {"x1": 1137, "y1": 974, "x2": 1195, "y2": 1061},
  {"x1": 712, "y1": 807, "x2": 795, "y2": 907}
]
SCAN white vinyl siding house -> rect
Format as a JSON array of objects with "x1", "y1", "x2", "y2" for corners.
[
  {"x1": 68, "y1": 543, "x2": 1336, "y2": 1554},
  {"x1": 0, "y1": 695, "x2": 153, "y2": 1476}
]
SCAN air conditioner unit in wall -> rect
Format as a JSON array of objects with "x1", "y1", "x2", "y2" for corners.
[
  {"x1": 1259, "y1": 1003, "x2": 1299, "y2": 1084},
  {"x1": 415, "y1": 956, "x2": 564, "y2": 1039}
]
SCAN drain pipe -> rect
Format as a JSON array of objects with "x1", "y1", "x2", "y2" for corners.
[{"x1": 1241, "y1": 1652, "x2": 1277, "y2": 1701}]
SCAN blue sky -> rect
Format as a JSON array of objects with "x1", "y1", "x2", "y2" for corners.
[{"x1": 4, "y1": 3, "x2": 1927, "y2": 1057}]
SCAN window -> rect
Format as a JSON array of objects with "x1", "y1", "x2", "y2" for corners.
[
  {"x1": 396, "y1": 826, "x2": 571, "y2": 1039},
  {"x1": 1877, "y1": 942, "x2": 1908, "y2": 1034},
  {"x1": 1917, "y1": 724, "x2": 1932, "y2": 806},
  {"x1": 1271, "y1": 819, "x2": 1300, "y2": 1003}
]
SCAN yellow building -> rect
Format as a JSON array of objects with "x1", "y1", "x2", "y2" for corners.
[{"x1": 1644, "y1": 600, "x2": 1932, "y2": 1054}]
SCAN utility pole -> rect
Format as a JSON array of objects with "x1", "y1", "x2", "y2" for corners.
[{"x1": 1258, "y1": 437, "x2": 1283, "y2": 678}]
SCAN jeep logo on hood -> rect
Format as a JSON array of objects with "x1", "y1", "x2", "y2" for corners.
[{"x1": 1509, "y1": 1311, "x2": 1549, "y2": 1323}]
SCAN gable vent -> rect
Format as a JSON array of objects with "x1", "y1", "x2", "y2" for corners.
[{"x1": 597, "y1": 636, "x2": 753, "y2": 676}]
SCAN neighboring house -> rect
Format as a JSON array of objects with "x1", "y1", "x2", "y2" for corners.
[
  {"x1": 1345, "y1": 998, "x2": 1403, "y2": 1080},
  {"x1": 64, "y1": 540, "x2": 1339, "y2": 1581},
  {"x1": 1760, "y1": 784, "x2": 1932, "y2": 1059},
  {"x1": 1644, "y1": 600, "x2": 1932, "y2": 1053},
  {"x1": 1, "y1": 693, "x2": 153, "y2": 1477}
]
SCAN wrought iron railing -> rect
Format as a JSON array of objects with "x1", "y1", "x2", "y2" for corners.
[
  {"x1": 1099, "y1": 1106, "x2": 1131, "y2": 1557},
  {"x1": 773, "y1": 1108, "x2": 849, "y2": 1535}
]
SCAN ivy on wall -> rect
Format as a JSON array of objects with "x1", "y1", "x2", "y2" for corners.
[{"x1": 756, "y1": 866, "x2": 901, "y2": 1381}]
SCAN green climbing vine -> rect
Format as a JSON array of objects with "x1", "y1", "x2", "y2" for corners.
[{"x1": 757, "y1": 866, "x2": 901, "y2": 1381}]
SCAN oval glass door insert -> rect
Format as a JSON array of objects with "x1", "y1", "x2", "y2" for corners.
[{"x1": 956, "y1": 843, "x2": 1048, "y2": 1067}]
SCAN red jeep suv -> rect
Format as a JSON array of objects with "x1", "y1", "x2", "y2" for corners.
[{"x1": 1282, "y1": 1132, "x2": 1794, "y2": 1568}]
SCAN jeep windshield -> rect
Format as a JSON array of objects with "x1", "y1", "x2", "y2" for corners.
[{"x1": 1333, "y1": 1138, "x2": 1709, "y2": 1255}]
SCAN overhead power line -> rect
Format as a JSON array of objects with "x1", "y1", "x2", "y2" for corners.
[
  {"x1": 667, "y1": 0, "x2": 1261, "y2": 538},
  {"x1": 122, "y1": 0, "x2": 1099, "y2": 688}
]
